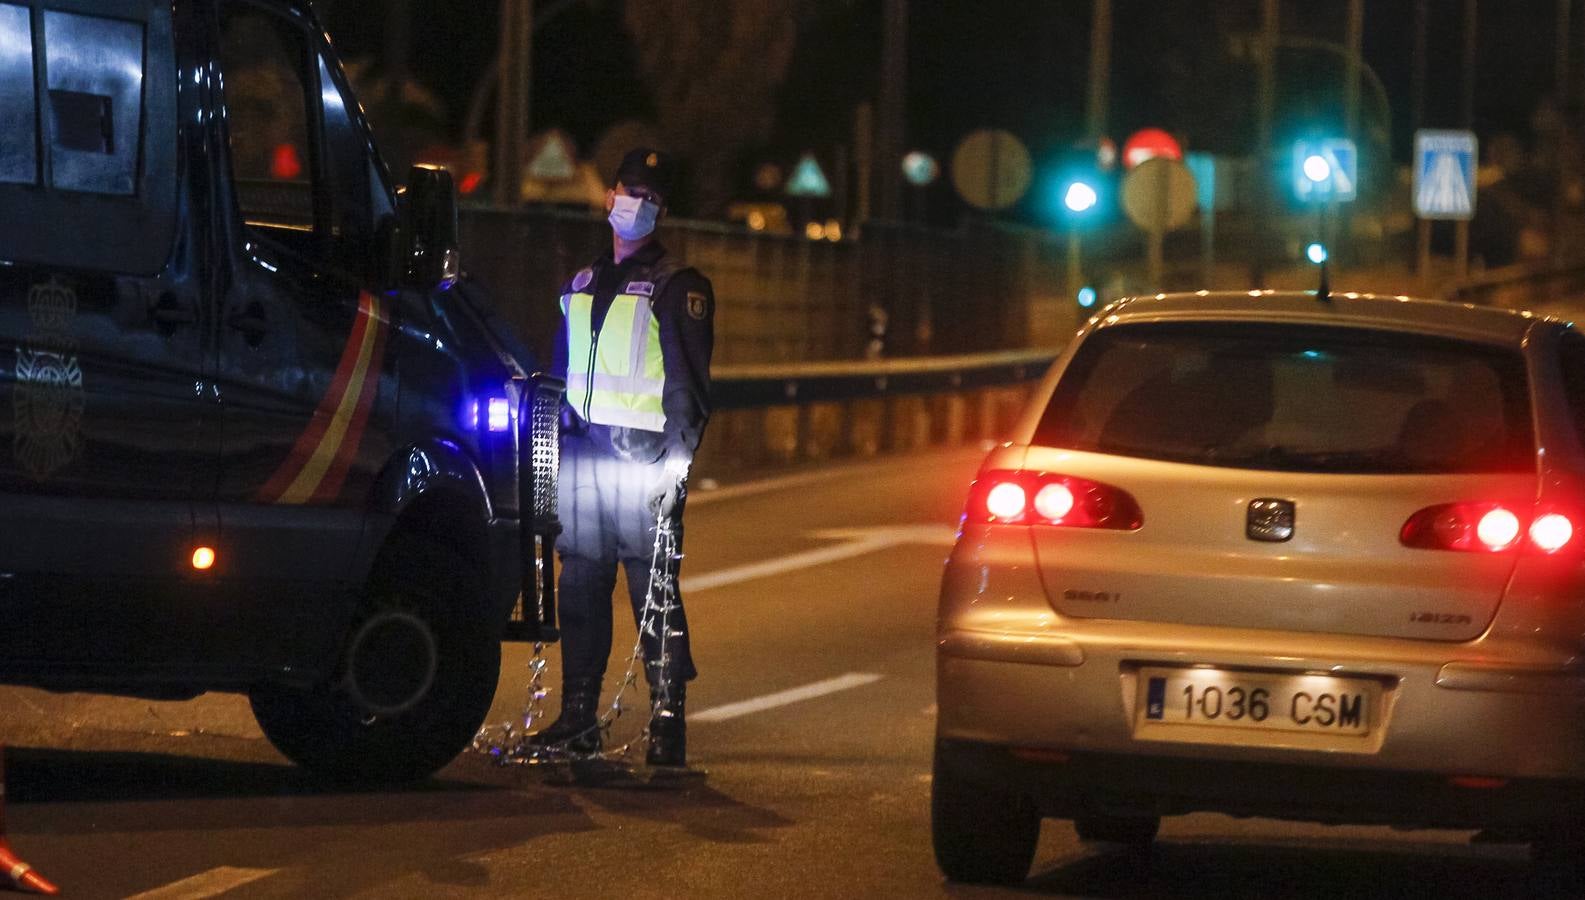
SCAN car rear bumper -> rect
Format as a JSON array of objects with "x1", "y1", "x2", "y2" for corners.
[
  {"x1": 936, "y1": 737, "x2": 1585, "y2": 830},
  {"x1": 938, "y1": 628, "x2": 1585, "y2": 819}
]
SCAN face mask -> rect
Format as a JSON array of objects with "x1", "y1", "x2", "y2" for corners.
[{"x1": 609, "y1": 194, "x2": 661, "y2": 241}]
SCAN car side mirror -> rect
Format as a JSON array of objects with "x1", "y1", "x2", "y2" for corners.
[{"x1": 393, "y1": 164, "x2": 460, "y2": 292}]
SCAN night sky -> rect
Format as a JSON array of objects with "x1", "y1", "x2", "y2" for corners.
[{"x1": 319, "y1": 1, "x2": 1568, "y2": 206}]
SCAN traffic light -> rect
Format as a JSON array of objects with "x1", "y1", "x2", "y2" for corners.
[
  {"x1": 1064, "y1": 181, "x2": 1099, "y2": 214},
  {"x1": 1306, "y1": 242, "x2": 1328, "y2": 265},
  {"x1": 1077, "y1": 285, "x2": 1098, "y2": 308}
]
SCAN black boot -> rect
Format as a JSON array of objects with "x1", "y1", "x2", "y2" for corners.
[
  {"x1": 527, "y1": 677, "x2": 603, "y2": 755},
  {"x1": 645, "y1": 682, "x2": 686, "y2": 768}
]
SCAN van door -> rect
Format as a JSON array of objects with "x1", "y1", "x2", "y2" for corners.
[
  {"x1": 0, "y1": 0, "x2": 213, "y2": 668},
  {"x1": 206, "y1": 0, "x2": 398, "y2": 674}
]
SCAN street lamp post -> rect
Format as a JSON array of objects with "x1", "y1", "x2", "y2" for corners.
[
  {"x1": 1303, "y1": 153, "x2": 1333, "y2": 296},
  {"x1": 1063, "y1": 180, "x2": 1099, "y2": 321}
]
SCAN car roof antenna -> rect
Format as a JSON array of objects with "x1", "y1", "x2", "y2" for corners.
[{"x1": 1307, "y1": 241, "x2": 1331, "y2": 302}]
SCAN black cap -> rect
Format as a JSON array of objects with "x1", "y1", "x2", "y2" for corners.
[{"x1": 614, "y1": 147, "x2": 677, "y2": 202}]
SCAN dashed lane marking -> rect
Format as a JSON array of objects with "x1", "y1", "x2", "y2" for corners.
[
  {"x1": 125, "y1": 866, "x2": 278, "y2": 900},
  {"x1": 693, "y1": 672, "x2": 884, "y2": 723}
]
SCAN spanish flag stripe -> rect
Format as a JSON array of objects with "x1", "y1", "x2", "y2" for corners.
[
  {"x1": 309, "y1": 304, "x2": 389, "y2": 504},
  {"x1": 254, "y1": 292, "x2": 381, "y2": 504},
  {"x1": 276, "y1": 295, "x2": 385, "y2": 505}
]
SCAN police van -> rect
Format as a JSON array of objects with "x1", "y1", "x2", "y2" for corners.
[{"x1": 0, "y1": 0, "x2": 560, "y2": 783}]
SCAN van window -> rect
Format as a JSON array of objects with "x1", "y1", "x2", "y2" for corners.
[
  {"x1": 1035, "y1": 322, "x2": 1534, "y2": 474},
  {"x1": 43, "y1": 10, "x2": 144, "y2": 195},
  {"x1": 217, "y1": 2, "x2": 317, "y2": 238},
  {"x1": 0, "y1": 0, "x2": 177, "y2": 275},
  {"x1": 318, "y1": 52, "x2": 394, "y2": 276},
  {"x1": 0, "y1": 3, "x2": 36, "y2": 185}
]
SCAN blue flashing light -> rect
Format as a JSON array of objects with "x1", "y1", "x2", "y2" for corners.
[
  {"x1": 488, "y1": 397, "x2": 512, "y2": 433},
  {"x1": 465, "y1": 400, "x2": 479, "y2": 431},
  {"x1": 1306, "y1": 242, "x2": 1328, "y2": 265},
  {"x1": 1077, "y1": 286, "x2": 1098, "y2": 308}
]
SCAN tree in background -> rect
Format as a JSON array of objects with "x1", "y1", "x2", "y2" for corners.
[{"x1": 624, "y1": 0, "x2": 849, "y2": 215}]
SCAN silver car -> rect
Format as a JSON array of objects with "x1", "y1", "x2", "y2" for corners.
[{"x1": 934, "y1": 291, "x2": 1585, "y2": 884}]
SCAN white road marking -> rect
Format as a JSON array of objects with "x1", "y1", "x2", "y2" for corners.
[
  {"x1": 126, "y1": 867, "x2": 278, "y2": 900},
  {"x1": 688, "y1": 448, "x2": 988, "y2": 507},
  {"x1": 693, "y1": 673, "x2": 884, "y2": 723},
  {"x1": 688, "y1": 465, "x2": 877, "y2": 507},
  {"x1": 680, "y1": 524, "x2": 957, "y2": 593}
]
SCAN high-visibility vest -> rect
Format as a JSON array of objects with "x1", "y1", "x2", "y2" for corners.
[{"x1": 561, "y1": 258, "x2": 682, "y2": 432}]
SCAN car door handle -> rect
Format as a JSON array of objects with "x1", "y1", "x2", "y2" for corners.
[
  {"x1": 227, "y1": 301, "x2": 269, "y2": 347},
  {"x1": 150, "y1": 293, "x2": 196, "y2": 331}
]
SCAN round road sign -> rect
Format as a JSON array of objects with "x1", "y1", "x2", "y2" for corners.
[
  {"x1": 950, "y1": 129, "x2": 1032, "y2": 210},
  {"x1": 1122, "y1": 127, "x2": 1183, "y2": 170},
  {"x1": 1122, "y1": 157, "x2": 1198, "y2": 233}
]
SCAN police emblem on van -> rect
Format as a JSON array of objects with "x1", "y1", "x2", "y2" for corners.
[{"x1": 14, "y1": 278, "x2": 84, "y2": 480}]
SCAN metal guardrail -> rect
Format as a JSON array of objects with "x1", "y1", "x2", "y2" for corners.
[
  {"x1": 1443, "y1": 261, "x2": 1585, "y2": 308},
  {"x1": 710, "y1": 348, "x2": 1061, "y2": 410}
]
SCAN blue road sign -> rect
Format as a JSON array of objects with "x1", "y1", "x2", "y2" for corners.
[
  {"x1": 786, "y1": 153, "x2": 832, "y2": 199},
  {"x1": 1414, "y1": 130, "x2": 1477, "y2": 221},
  {"x1": 1292, "y1": 138, "x2": 1357, "y2": 203},
  {"x1": 1184, "y1": 152, "x2": 1215, "y2": 212}
]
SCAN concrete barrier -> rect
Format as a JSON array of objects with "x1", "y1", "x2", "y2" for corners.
[{"x1": 694, "y1": 349, "x2": 1057, "y2": 473}]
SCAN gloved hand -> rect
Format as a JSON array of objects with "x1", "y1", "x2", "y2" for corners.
[{"x1": 652, "y1": 453, "x2": 691, "y2": 518}]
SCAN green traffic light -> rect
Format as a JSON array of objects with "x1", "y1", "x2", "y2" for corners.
[{"x1": 1064, "y1": 181, "x2": 1098, "y2": 213}]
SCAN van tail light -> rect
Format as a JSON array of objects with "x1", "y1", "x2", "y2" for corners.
[
  {"x1": 1401, "y1": 502, "x2": 1577, "y2": 554},
  {"x1": 966, "y1": 471, "x2": 1142, "y2": 530}
]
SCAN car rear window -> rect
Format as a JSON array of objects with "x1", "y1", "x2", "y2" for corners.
[{"x1": 1034, "y1": 321, "x2": 1534, "y2": 474}]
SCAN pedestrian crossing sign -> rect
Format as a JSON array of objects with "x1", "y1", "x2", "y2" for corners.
[{"x1": 1414, "y1": 130, "x2": 1477, "y2": 221}]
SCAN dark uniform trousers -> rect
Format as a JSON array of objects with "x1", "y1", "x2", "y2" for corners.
[{"x1": 556, "y1": 429, "x2": 697, "y2": 686}]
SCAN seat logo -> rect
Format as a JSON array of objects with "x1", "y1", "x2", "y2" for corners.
[{"x1": 1247, "y1": 498, "x2": 1295, "y2": 542}]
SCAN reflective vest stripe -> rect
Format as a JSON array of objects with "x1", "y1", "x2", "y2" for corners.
[{"x1": 563, "y1": 289, "x2": 666, "y2": 432}]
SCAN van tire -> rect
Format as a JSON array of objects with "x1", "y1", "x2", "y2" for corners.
[
  {"x1": 250, "y1": 535, "x2": 499, "y2": 785},
  {"x1": 931, "y1": 741, "x2": 1039, "y2": 884}
]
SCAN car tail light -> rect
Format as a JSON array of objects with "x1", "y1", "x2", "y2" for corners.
[
  {"x1": 966, "y1": 470, "x2": 1142, "y2": 530},
  {"x1": 1530, "y1": 513, "x2": 1574, "y2": 554},
  {"x1": 1401, "y1": 503, "x2": 1577, "y2": 554}
]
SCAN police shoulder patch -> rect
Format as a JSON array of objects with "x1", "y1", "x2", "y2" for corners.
[
  {"x1": 687, "y1": 290, "x2": 710, "y2": 320},
  {"x1": 625, "y1": 281, "x2": 655, "y2": 297},
  {"x1": 571, "y1": 268, "x2": 594, "y2": 292}
]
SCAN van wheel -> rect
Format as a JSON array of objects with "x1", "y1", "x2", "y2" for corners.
[
  {"x1": 250, "y1": 536, "x2": 499, "y2": 785},
  {"x1": 1074, "y1": 812, "x2": 1160, "y2": 846},
  {"x1": 931, "y1": 741, "x2": 1040, "y2": 884}
]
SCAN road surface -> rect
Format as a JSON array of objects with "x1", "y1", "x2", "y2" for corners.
[{"x1": 0, "y1": 447, "x2": 1573, "y2": 898}]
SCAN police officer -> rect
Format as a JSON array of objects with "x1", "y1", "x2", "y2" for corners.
[{"x1": 534, "y1": 148, "x2": 713, "y2": 768}]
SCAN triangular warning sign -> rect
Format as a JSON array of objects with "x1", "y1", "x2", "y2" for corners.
[
  {"x1": 785, "y1": 153, "x2": 832, "y2": 198},
  {"x1": 1417, "y1": 153, "x2": 1472, "y2": 217},
  {"x1": 525, "y1": 131, "x2": 577, "y2": 182}
]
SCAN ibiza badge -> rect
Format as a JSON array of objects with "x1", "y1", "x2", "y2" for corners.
[
  {"x1": 14, "y1": 277, "x2": 85, "y2": 481},
  {"x1": 571, "y1": 268, "x2": 594, "y2": 292}
]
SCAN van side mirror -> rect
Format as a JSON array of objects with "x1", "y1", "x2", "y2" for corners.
[{"x1": 394, "y1": 165, "x2": 460, "y2": 292}]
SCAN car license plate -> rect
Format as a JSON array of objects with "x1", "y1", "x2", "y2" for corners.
[{"x1": 1137, "y1": 667, "x2": 1378, "y2": 736}]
